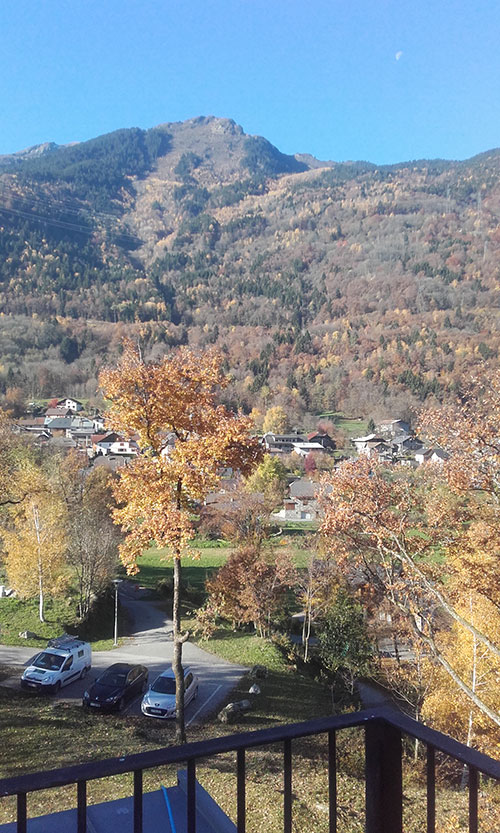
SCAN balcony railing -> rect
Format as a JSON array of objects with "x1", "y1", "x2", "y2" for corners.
[{"x1": 1, "y1": 705, "x2": 499, "y2": 833}]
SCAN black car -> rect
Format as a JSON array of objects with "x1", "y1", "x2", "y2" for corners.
[{"x1": 82, "y1": 663, "x2": 148, "y2": 712}]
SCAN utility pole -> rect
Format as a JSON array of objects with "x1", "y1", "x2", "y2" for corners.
[{"x1": 113, "y1": 579, "x2": 121, "y2": 646}]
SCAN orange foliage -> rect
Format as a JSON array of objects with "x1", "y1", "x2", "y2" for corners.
[{"x1": 99, "y1": 340, "x2": 263, "y2": 573}]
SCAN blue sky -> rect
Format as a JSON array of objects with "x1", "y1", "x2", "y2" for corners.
[{"x1": 1, "y1": 0, "x2": 499, "y2": 164}]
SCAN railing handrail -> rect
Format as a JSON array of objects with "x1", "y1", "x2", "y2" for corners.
[
  {"x1": 1, "y1": 706, "x2": 499, "y2": 798},
  {"x1": 0, "y1": 708, "x2": 376, "y2": 795},
  {"x1": 375, "y1": 706, "x2": 500, "y2": 778}
]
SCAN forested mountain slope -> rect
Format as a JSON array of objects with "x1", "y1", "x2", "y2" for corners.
[{"x1": 0, "y1": 116, "x2": 498, "y2": 419}]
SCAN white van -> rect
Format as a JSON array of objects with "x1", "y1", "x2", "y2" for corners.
[{"x1": 21, "y1": 635, "x2": 92, "y2": 693}]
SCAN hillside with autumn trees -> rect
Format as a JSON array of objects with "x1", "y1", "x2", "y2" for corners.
[{"x1": 0, "y1": 116, "x2": 498, "y2": 421}]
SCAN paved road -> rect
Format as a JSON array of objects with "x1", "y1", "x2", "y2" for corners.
[{"x1": 0, "y1": 582, "x2": 247, "y2": 724}]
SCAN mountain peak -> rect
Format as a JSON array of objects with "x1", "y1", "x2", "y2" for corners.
[{"x1": 0, "y1": 141, "x2": 60, "y2": 168}]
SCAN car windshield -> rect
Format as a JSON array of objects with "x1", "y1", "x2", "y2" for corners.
[
  {"x1": 99, "y1": 671, "x2": 126, "y2": 687},
  {"x1": 32, "y1": 652, "x2": 64, "y2": 670},
  {"x1": 151, "y1": 676, "x2": 176, "y2": 694}
]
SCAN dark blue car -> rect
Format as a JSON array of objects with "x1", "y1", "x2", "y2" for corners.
[{"x1": 83, "y1": 663, "x2": 148, "y2": 712}]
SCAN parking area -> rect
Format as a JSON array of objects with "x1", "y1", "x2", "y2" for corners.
[
  {"x1": 3, "y1": 656, "x2": 237, "y2": 725},
  {"x1": 0, "y1": 587, "x2": 247, "y2": 724}
]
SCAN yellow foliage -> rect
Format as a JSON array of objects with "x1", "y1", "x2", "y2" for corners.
[
  {"x1": 2, "y1": 466, "x2": 68, "y2": 602},
  {"x1": 262, "y1": 405, "x2": 289, "y2": 434},
  {"x1": 422, "y1": 594, "x2": 500, "y2": 754}
]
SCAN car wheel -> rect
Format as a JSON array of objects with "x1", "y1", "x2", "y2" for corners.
[
  {"x1": 79, "y1": 666, "x2": 88, "y2": 680},
  {"x1": 117, "y1": 697, "x2": 125, "y2": 711},
  {"x1": 142, "y1": 680, "x2": 147, "y2": 693},
  {"x1": 53, "y1": 682, "x2": 61, "y2": 695}
]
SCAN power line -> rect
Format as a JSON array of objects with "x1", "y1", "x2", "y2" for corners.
[
  {"x1": 0, "y1": 181, "x2": 123, "y2": 222},
  {"x1": 0, "y1": 199, "x2": 144, "y2": 246},
  {"x1": 0, "y1": 177, "x2": 148, "y2": 246}
]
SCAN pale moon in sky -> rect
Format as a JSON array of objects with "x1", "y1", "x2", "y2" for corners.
[{"x1": 395, "y1": 51, "x2": 403, "y2": 61}]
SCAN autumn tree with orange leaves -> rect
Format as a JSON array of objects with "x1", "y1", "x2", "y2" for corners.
[
  {"x1": 318, "y1": 372, "x2": 500, "y2": 747},
  {"x1": 100, "y1": 341, "x2": 262, "y2": 742}
]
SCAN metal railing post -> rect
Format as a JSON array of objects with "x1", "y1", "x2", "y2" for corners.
[
  {"x1": 468, "y1": 766, "x2": 478, "y2": 833},
  {"x1": 237, "y1": 748, "x2": 246, "y2": 833},
  {"x1": 365, "y1": 719, "x2": 403, "y2": 833},
  {"x1": 426, "y1": 745, "x2": 435, "y2": 833},
  {"x1": 77, "y1": 780, "x2": 86, "y2": 833},
  {"x1": 133, "y1": 769, "x2": 143, "y2": 833},
  {"x1": 187, "y1": 758, "x2": 196, "y2": 833},
  {"x1": 16, "y1": 793, "x2": 26, "y2": 833},
  {"x1": 283, "y1": 738, "x2": 292, "y2": 833},
  {"x1": 328, "y1": 730, "x2": 337, "y2": 833}
]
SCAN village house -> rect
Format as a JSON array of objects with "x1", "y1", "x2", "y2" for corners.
[
  {"x1": 414, "y1": 447, "x2": 449, "y2": 466},
  {"x1": 352, "y1": 433, "x2": 392, "y2": 459},
  {"x1": 307, "y1": 431, "x2": 336, "y2": 450},
  {"x1": 68, "y1": 417, "x2": 96, "y2": 448},
  {"x1": 92, "y1": 454, "x2": 133, "y2": 472},
  {"x1": 203, "y1": 478, "x2": 241, "y2": 509},
  {"x1": 262, "y1": 430, "x2": 335, "y2": 458},
  {"x1": 92, "y1": 415, "x2": 106, "y2": 433},
  {"x1": 262, "y1": 432, "x2": 306, "y2": 454},
  {"x1": 291, "y1": 440, "x2": 329, "y2": 458},
  {"x1": 376, "y1": 418, "x2": 411, "y2": 438},
  {"x1": 44, "y1": 407, "x2": 73, "y2": 420},
  {"x1": 272, "y1": 477, "x2": 320, "y2": 522},
  {"x1": 392, "y1": 433, "x2": 423, "y2": 456},
  {"x1": 15, "y1": 416, "x2": 47, "y2": 434},
  {"x1": 45, "y1": 435, "x2": 79, "y2": 452},
  {"x1": 91, "y1": 432, "x2": 139, "y2": 457},
  {"x1": 57, "y1": 397, "x2": 84, "y2": 413},
  {"x1": 65, "y1": 415, "x2": 94, "y2": 430},
  {"x1": 44, "y1": 416, "x2": 74, "y2": 437}
]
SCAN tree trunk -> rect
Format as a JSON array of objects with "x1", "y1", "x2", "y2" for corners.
[
  {"x1": 466, "y1": 595, "x2": 477, "y2": 748},
  {"x1": 33, "y1": 505, "x2": 44, "y2": 623},
  {"x1": 304, "y1": 602, "x2": 312, "y2": 663},
  {"x1": 38, "y1": 560, "x2": 44, "y2": 624},
  {"x1": 414, "y1": 706, "x2": 420, "y2": 762},
  {"x1": 173, "y1": 551, "x2": 186, "y2": 744}
]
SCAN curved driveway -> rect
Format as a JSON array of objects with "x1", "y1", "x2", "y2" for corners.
[{"x1": 0, "y1": 583, "x2": 246, "y2": 724}]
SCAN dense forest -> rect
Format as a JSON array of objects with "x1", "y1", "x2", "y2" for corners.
[{"x1": 0, "y1": 116, "x2": 498, "y2": 421}]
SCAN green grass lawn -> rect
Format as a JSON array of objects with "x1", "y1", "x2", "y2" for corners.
[
  {"x1": 334, "y1": 417, "x2": 369, "y2": 437},
  {"x1": 315, "y1": 412, "x2": 369, "y2": 439},
  {"x1": 135, "y1": 543, "x2": 231, "y2": 591},
  {"x1": 277, "y1": 520, "x2": 318, "y2": 535},
  {"x1": 135, "y1": 535, "x2": 313, "y2": 592},
  {"x1": 0, "y1": 596, "x2": 126, "y2": 651},
  {"x1": 186, "y1": 626, "x2": 292, "y2": 670},
  {"x1": 141, "y1": 536, "x2": 314, "y2": 644}
]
